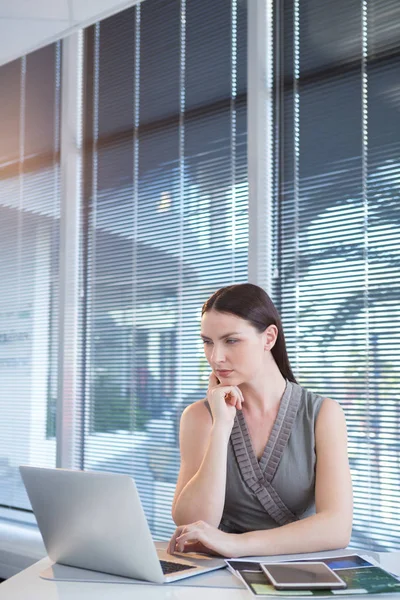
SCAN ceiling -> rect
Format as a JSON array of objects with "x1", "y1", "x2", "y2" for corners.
[{"x1": 0, "y1": 0, "x2": 140, "y2": 67}]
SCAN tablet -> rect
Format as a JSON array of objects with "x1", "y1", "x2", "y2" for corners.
[{"x1": 261, "y1": 562, "x2": 347, "y2": 590}]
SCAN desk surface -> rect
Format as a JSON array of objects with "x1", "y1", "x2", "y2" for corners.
[{"x1": 1, "y1": 548, "x2": 399, "y2": 600}]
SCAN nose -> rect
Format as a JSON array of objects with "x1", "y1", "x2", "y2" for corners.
[{"x1": 211, "y1": 343, "x2": 226, "y2": 364}]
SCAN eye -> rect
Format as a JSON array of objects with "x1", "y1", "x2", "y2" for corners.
[
  {"x1": 226, "y1": 339, "x2": 238, "y2": 344},
  {"x1": 202, "y1": 339, "x2": 213, "y2": 345}
]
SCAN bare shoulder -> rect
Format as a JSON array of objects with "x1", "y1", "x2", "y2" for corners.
[
  {"x1": 317, "y1": 397, "x2": 346, "y2": 422},
  {"x1": 316, "y1": 397, "x2": 348, "y2": 442},
  {"x1": 178, "y1": 399, "x2": 213, "y2": 469},
  {"x1": 180, "y1": 398, "x2": 212, "y2": 430}
]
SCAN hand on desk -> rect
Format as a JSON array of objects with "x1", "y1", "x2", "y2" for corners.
[{"x1": 167, "y1": 520, "x2": 237, "y2": 557}]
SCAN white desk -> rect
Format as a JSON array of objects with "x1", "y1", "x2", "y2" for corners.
[{"x1": 1, "y1": 548, "x2": 399, "y2": 600}]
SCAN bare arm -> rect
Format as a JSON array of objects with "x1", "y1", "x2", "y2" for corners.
[
  {"x1": 172, "y1": 374, "x2": 244, "y2": 527},
  {"x1": 237, "y1": 398, "x2": 353, "y2": 555},
  {"x1": 171, "y1": 400, "x2": 231, "y2": 527},
  {"x1": 169, "y1": 398, "x2": 353, "y2": 557}
]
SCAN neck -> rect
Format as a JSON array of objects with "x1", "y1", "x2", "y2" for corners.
[{"x1": 239, "y1": 359, "x2": 287, "y2": 414}]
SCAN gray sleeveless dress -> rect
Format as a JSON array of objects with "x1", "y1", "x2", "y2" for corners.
[{"x1": 204, "y1": 380, "x2": 325, "y2": 534}]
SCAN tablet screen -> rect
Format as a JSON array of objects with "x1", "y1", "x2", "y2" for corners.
[{"x1": 263, "y1": 562, "x2": 344, "y2": 586}]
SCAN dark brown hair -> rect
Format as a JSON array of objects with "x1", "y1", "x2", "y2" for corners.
[{"x1": 202, "y1": 283, "x2": 297, "y2": 383}]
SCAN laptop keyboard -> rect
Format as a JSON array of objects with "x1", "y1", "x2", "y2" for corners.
[{"x1": 160, "y1": 559, "x2": 196, "y2": 574}]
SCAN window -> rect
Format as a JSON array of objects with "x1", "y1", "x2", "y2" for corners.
[
  {"x1": 79, "y1": 0, "x2": 247, "y2": 538},
  {"x1": 273, "y1": 0, "x2": 400, "y2": 550},
  {"x1": 2, "y1": 0, "x2": 398, "y2": 555},
  {"x1": 0, "y1": 43, "x2": 61, "y2": 510}
]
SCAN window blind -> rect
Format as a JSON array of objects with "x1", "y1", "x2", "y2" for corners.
[
  {"x1": 0, "y1": 43, "x2": 61, "y2": 510},
  {"x1": 80, "y1": 0, "x2": 247, "y2": 539},
  {"x1": 274, "y1": 0, "x2": 400, "y2": 550}
]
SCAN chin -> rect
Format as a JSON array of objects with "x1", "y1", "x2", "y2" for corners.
[{"x1": 221, "y1": 376, "x2": 244, "y2": 386}]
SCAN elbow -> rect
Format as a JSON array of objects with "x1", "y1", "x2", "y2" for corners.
[
  {"x1": 171, "y1": 501, "x2": 192, "y2": 527},
  {"x1": 315, "y1": 509, "x2": 352, "y2": 551},
  {"x1": 171, "y1": 503, "x2": 182, "y2": 526},
  {"x1": 171, "y1": 491, "x2": 187, "y2": 526},
  {"x1": 328, "y1": 514, "x2": 352, "y2": 550},
  {"x1": 172, "y1": 501, "x2": 221, "y2": 528},
  {"x1": 338, "y1": 510, "x2": 353, "y2": 549},
  {"x1": 172, "y1": 507, "x2": 219, "y2": 528},
  {"x1": 338, "y1": 524, "x2": 352, "y2": 549},
  {"x1": 172, "y1": 511, "x2": 184, "y2": 527},
  {"x1": 331, "y1": 530, "x2": 351, "y2": 550}
]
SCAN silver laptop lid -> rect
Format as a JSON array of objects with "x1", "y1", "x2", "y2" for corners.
[{"x1": 19, "y1": 466, "x2": 165, "y2": 583}]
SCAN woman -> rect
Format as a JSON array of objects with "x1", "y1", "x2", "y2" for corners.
[{"x1": 168, "y1": 283, "x2": 352, "y2": 558}]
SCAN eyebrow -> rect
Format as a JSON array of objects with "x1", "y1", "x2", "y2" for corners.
[{"x1": 200, "y1": 332, "x2": 242, "y2": 340}]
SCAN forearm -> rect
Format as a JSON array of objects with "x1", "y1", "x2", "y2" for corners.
[
  {"x1": 173, "y1": 423, "x2": 231, "y2": 527},
  {"x1": 233, "y1": 511, "x2": 352, "y2": 558}
]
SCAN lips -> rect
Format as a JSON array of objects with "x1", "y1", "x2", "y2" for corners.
[{"x1": 216, "y1": 370, "x2": 233, "y2": 377}]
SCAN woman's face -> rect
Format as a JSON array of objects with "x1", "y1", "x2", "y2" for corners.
[{"x1": 201, "y1": 309, "x2": 269, "y2": 386}]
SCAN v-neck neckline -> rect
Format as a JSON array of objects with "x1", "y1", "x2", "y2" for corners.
[
  {"x1": 234, "y1": 380, "x2": 294, "y2": 479},
  {"x1": 228, "y1": 380, "x2": 304, "y2": 526}
]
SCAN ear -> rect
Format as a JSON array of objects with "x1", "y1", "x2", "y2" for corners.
[{"x1": 264, "y1": 324, "x2": 278, "y2": 351}]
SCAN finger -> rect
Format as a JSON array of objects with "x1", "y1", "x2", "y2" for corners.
[
  {"x1": 183, "y1": 541, "x2": 221, "y2": 556},
  {"x1": 223, "y1": 387, "x2": 243, "y2": 409},
  {"x1": 235, "y1": 387, "x2": 245, "y2": 410},
  {"x1": 167, "y1": 526, "x2": 185, "y2": 554},
  {"x1": 167, "y1": 536, "x2": 175, "y2": 555},
  {"x1": 229, "y1": 386, "x2": 243, "y2": 410},
  {"x1": 167, "y1": 536, "x2": 175, "y2": 554},
  {"x1": 234, "y1": 385, "x2": 244, "y2": 402},
  {"x1": 180, "y1": 541, "x2": 205, "y2": 554},
  {"x1": 175, "y1": 530, "x2": 203, "y2": 553},
  {"x1": 170, "y1": 529, "x2": 184, "y2": 554},
  {"x1": 224, "y1": 391, "x2": 235, "y2": 406},
  {"x1": 176, "y1": 530, "x2": 215, "y2": 555},
  {"x1": 231, "y1": 390, "x2": 242, "y2": 410},
  {"x1": 209, "y1": 372, "x2": 219, "y2": 388}
]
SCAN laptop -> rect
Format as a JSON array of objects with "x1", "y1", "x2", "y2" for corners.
[{"x1": 19, "y1": 466, "x2": 226, "y2": 584}]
